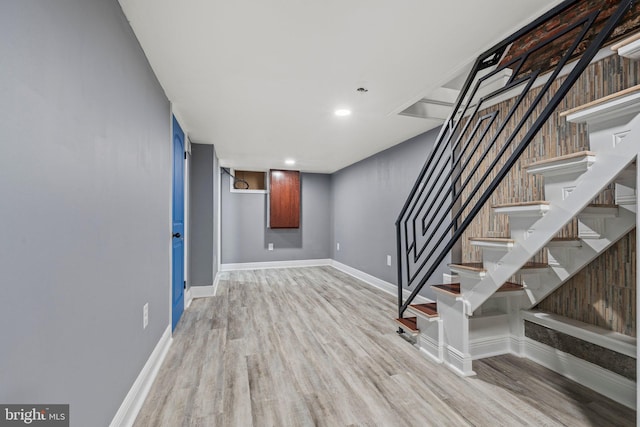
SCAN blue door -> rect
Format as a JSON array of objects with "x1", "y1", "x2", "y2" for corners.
[{"x1": 172, "y1": 116, "x2": 185, "y2": 331}]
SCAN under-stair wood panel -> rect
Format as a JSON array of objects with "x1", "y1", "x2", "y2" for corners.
[
  {"x1": 458, "y1": 53, "x2": 639, "y2": 333},
  {"x1": 537, "y1": 229, "x2": 637, "y2": 336},
  {"x1": 461, "y1": 54, "x2": 639, "y2": 262},
  {"x1": 464, "y1": 90, "x2": 640, "y2": 314}
]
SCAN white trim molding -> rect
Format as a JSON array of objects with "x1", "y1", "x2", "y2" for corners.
[
  {"x1": 184, "y1": 287, "x2": 193, "y2": 309},
  {"x1": 189, "y1": 284, "x2": 216, "y2": 299},
  {"x1": 616, "y1": 38, "x2": 640, "y2": 60},
  {"x1": 212, "y1": 272, "x2": 221, "y2": 296},
  {"x1": 110, "y1": 326, "x2": 173, "y2": 427},
  {"x1": 443, "y1": 345, "x2": 475, "y2": 377},
  {"x1": 524, "y1": 337, "x2": 636, "y2": 410},
  {"x1": 469, "y1": 335, "x2": 512, "y2": 360},
  {"x1": 220, "y1": 258, "x2": 331, "y2": 271},
  {"x1": 330, "y1": 260, "x2": 431, "y2": 304},
  {"x1": 185, "y1": 280, "x2": 217, "y2": 307}
]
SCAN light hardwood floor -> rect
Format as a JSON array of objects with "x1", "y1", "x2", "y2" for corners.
[{"x1": 134, "y1": 266, "x2": 636, "y2": 426}]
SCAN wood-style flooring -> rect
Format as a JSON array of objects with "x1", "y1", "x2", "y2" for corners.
[{"x1": 134, "y1": 266, "x2": 636, "y2": 426}]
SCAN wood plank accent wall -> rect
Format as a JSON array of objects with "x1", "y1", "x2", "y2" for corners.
[
  {"x1": 269, "y1": 170, "x2": 300, "y2": 228},
  {"x1": 459, "y1": 53, "x2": 638, "y2": 337},
  {"x1": 538, "y1": 230, "x2": 636, "y2": 336}
]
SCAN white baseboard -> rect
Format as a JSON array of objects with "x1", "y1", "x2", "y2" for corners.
[
  {"x1": 330, "y1": 260, "x2": 431, "y2": 304},
  {"x1": 110, "y1": 326, "x2": 173, "y2": 427},
  {"x1": 469, "y1": 335, "x2": 512, "y2": 360},
  {"x1": 444, "y1": 345, "x2": 475, "y2": 377},
  {"x1": 419, "y1": 333, "x2": 443, "y2": 364},
  {"x1": 213, "y1": 272, "x2": 221, "y2": 296},
  {"x1": 510, "y1": 335, "x2": 527, "y2": 357},
  {"x1": 218, "y1": 259, "x2": 431, "y2": 305},
  {"x1": 190, "y1": 284, "x2": 216, "y2": 299},
  {"x1": 220, "y1": 258, "x2": 331, "y2": 271},
  {"x1": 184, "y1": 287, "x2": 193, "y2": 309},
  {"x1": 524, "y1": 337, "x2": 636, "y2": 409},
  {"x1": 185, "y1": 281, "x2": 216, "y2": 308}
]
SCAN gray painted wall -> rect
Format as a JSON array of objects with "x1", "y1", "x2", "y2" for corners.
[
  {"x1": 221, "y1": 172, "x2": 331, "y2": 263},
  {"x1": 189, "y1": 144, "x2": 215, "y2": 286},
  {"x1": 331, "y1": 127, "x2": 450, "y2": 298},
  {"x1": 0, "y1": 2, "x2": 171, "y2": 426}
]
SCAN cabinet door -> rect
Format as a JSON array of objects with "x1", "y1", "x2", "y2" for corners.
[{"x1": 269, "y1": 170, "x2": 300, "y2": 228}]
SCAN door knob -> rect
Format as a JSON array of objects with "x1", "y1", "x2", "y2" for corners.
[{"x1": 173, "y1": 232, "x2": 181, "y2": 238}]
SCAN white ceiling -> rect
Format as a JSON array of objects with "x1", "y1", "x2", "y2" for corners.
[{"x1": 118, "y1": 0, "x2": 563, "y2": 173}]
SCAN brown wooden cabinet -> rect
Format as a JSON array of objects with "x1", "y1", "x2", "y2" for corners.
[{"x1": 269, "y1": 170, "x2": 300, "y2": 228}]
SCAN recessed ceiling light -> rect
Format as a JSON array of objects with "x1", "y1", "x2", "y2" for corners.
[
  {"x1": 285, "y1": 159, "x2": 295, "y2": 165},
  {"x1": 334, "y1": 108, "x2": 351, "y2": 117}
]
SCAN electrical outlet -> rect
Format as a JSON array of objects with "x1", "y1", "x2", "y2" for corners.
[
  {"x1": 336, "y1": 243, "x2": 340, "y2": 251},
  {"x1": 143, "y1": 303, "x2": 149, "y2": 329},
  {"x1": 387, "y1": 255, "x2": 392, "y2": 266},
  {"x1": 268, "y1": 243, "x2": 274, "y2": 251}
]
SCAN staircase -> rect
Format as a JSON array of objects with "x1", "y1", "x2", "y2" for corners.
[
  {"x1": 397, "y1": 84, "x2": 639, "y2": 375},
  {"x1": 396, "y1": 10, "x2": 640, "y2": 414}
]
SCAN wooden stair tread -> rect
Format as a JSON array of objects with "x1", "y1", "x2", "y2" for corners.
[
  {"x1": 493, "y1": 201, "x2": 549, "y2": 208},
  {"x1": 611, "y1": 32, "x2": 640, "y2": 52},
  {"x1": 525, "y1": 151, "x2": 596, "y2": 169},
  {"x1": 432, "y1": 283, "x2": 461, "y2": 296},
  {"x1": 394, "y1": 317, "x2": 419, "y2": 333},
  {"x1": 409, "y1": 302, "x2": 438, "y2": 317},
  {"x1": 448, "y1": 262, "x2": 485, "y2": 272},
  {"x1": 469, "y1": 237, "x2": 514, "y2": 243},
  {"x1": 560, "y1": 84, "x2": 640, "y2": 117},
  {"x1": 433, "y1": 282, "x2": 522, "y2": 296}
]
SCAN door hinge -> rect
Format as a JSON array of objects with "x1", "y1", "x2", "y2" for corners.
[
  {"x1": 184, "y1": 280, "x2": 187, "y2": 289},
  {"x1": 184, "y1": 152, "x2": 187, "y2": 160}
]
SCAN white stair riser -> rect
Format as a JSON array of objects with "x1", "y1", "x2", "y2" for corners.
[
  {"x1": 589, "y1": 125, "x2": 632, "y2": 153},
  {"x1": 615, "y1": 183, "x2": 637, "y2": 211},
  {"x1": 543, "y1": 174, "x2": 587, "y2": 205},
  {"x1": 577, "y1": 206, "x2": 618, "y2": 239},
  {"x1": 437, "y1": 297, "x2": 474, "y2": 376},
  {"x1": 475, "y1": 245, "x2": 512, "y2": 272},
  {"x1": 568, "y1": 92, "x2": 640, "y2": 135},
  {"x1": 448, "y1": 266, "x2": 483, "y2": 293},
  {"x1": 507, "y1": 216, "x2": 545, "y2": 245},
  {"x1": 578, "y1": 216, "x2": 607, "y2": 239},
  {"x1": 416, "y1": 317, "x2": 443, "y2": 363},
  {"x1": 615, "y1": 165, "x2": 637, "y2": 189}
]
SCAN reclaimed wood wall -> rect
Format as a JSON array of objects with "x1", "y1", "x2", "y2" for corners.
[{"x1": 459, "y1": 53, "x2": 638, "y2": 337}]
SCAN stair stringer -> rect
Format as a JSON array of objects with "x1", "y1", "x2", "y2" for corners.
[
  {"x1": 521, "y1": 206, "x2": 635, "y2": 308},
  {"x1": 464, "y1": 113, "x2": 640, "y2": 315}
]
